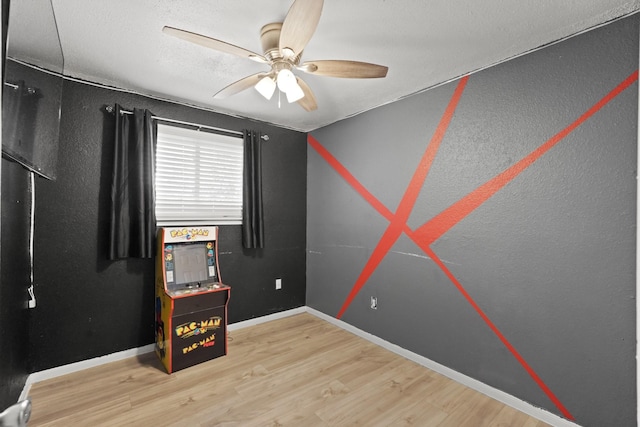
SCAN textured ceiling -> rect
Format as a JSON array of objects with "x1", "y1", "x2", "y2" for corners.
[{"x1": 7, "y1": 0, "x2": 640, "y2": 131}]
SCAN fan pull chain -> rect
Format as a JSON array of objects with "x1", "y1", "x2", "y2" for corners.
[{"x1": 278, "y1": 90, "x2": 281, "y2": 109}]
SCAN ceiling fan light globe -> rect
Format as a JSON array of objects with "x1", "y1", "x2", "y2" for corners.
[
  {"x1": 276, "y1": 68, "x2": 297, "y2": 92},
  {"x1": 255, "y1": 76, "x2": 276, "y2": 100},
  {"x1": 285, "y1": 81, "x2": 305, "y2": 103}
]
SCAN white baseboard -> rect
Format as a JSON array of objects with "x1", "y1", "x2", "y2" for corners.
[
  {"x1": 19, "y1": 305, "x2": 580, "y2": 426},
  {"x1": 19, "y1": 343, "x2": 155, "y2": 401},
  {"x1": 18, "y1": 306, "x2": 306, "y2": 401},
  {"x1": 227, "y1": 306, "x2": 306, "y2": 331},
  {"x1": 305, "y1": 307, "x2": 581, "y2": 427}
]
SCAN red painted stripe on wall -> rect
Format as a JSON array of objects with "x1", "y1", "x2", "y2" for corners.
[
  {"x1": 335, "y1": 76, "x2": 469, "y2": 319},
  {"x1": 308, "y1": 135, "x2": 395, "y2": 222},
  {"x1": 413, "y1": 70, "x2": 639, "y2": 246},
  {"x1": 408, "y1": 69, "x2": 636, "y2": 421},
  {"x1": 417, "y1": 244, "x2": 575, "y2": 419}
]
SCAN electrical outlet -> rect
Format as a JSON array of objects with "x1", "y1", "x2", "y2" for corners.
[
  {"x1": 370, "y1": 296, "x2": 377, "y2": 310},
  {"x1": 275, "y1": 278, "x2": 282, "y2": 290}
]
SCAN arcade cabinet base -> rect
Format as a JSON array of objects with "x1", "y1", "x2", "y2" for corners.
[{"x1": 156, "y1": 286, "x2": 229, "y2": 373}]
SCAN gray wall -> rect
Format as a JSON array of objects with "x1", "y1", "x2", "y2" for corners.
[{"x1": 307, "y1": 15, "x2": 637, "y2": 427}]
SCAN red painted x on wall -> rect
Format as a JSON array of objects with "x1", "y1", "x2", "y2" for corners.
[{"x1": 308, "y1": 70, "x2": 638, "y2": 420}]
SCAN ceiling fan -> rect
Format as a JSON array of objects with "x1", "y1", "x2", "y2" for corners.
[{"x1": 162, "y1": 0, "x2": 388, "y2": 112}]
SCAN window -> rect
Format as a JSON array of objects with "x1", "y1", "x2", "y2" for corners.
[{"x1": 155, "y1": 124, "x2": 244, "y2": 226}]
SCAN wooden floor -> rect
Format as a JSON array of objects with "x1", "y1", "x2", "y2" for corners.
[{"x1": 28, "y1": 313, "x2": 550, "y2": 426}]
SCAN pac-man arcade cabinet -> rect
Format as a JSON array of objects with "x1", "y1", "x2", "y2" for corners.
[{"x1": 155, "y1": 226, "x2": 230, "y2": 373}]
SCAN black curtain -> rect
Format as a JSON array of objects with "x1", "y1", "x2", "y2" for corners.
[
  {"x1": 242, "y1": 130, "x2": 264, "y2": 249},
  {"x1": 109, "y1": 104, "x2": 156, "y2": 259}
]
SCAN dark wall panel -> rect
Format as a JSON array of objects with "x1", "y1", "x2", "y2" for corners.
[
  {"x1": 0, "y1": 0, "x2": 30, "y2": 408},
  {"x1": 307, "y1": 15, "x2": 637, "y2": 427},
  {"x1": 28, "y1": 80, "x2": 306, "y2": 371},
  {"x1": 0, "y1": 159, "x2": 30, "y2": 409}
]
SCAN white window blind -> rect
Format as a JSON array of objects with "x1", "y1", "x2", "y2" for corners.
[{"x1": 155, "y1": 124, "x2": 244, "y2": 226}]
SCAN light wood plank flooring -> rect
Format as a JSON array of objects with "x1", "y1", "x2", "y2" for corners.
[{"x1": 28, "y1": 313, "x2": 551, "y2": 426}]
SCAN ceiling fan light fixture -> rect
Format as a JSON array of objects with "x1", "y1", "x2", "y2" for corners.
[
  {"x1": 255, "y1": 75, "x2": 276, "y2": 100},
  {"x1": 285, "y1": 81, "x2": 305, "y2": 103},
  {"x1": 276, "y1": 68, "x2": 304, "y2": 103},
  {"x1": 276, "y1": 68, "x2": 297, "y2": 93}
]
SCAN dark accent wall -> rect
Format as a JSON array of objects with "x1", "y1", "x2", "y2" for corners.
[
  {"x1": 27, "y1": 80, "x2": 306, "y2": 371},
  {"x1": 0, "y1": 0, "x2": 30, "y2": 410},
  {"x1": 307, "y1": 15, "x2": 637, "y2": 427},
  {"x1": 0, "y1": 159, "x2": 31, "y2": 409}
]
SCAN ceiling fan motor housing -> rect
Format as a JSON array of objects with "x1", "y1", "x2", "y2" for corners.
[
  {"x1": 261, "y1": 23, "x2": 301, "y2": 64},
  {"x1": 260, "y1": 23, "x2": 282, "y2": 56}
]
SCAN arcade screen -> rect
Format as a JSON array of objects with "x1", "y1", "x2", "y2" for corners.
[{"x1": 172, "y1": 242, "x2": 215, "y2": 287}]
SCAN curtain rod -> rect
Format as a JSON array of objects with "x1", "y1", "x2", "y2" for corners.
[
  {"x1": 4, "y1": 81, "x2": 37, "y2": 94},
  {"x1": 104, "y1": 105, "x2": 269, "y2": 141}
]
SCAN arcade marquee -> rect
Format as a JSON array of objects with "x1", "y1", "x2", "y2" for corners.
[{"x1": 155, "y1": 226, "x2": 230, "y2": 373}]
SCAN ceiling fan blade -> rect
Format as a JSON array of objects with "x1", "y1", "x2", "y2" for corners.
[
  {"x1": 295, "y1": 77, "x2": 317, "y2": 111},
  {"x1": 279, "y1": 0, "x2": 324, "y2": 57},
  {"x1": 163, "y1": 26, "x2": 266, "y2": 63},
  {"x1": 299, "y1": 60, "x2": 388, "y2": 78},
  {"x1": 214, "y1": 73, "x2": 267, "y2": 99}
]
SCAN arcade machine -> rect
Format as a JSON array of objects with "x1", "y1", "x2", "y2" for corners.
[{"x1": 155, "y1": 226, "x2": 230, "y2": 373}]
